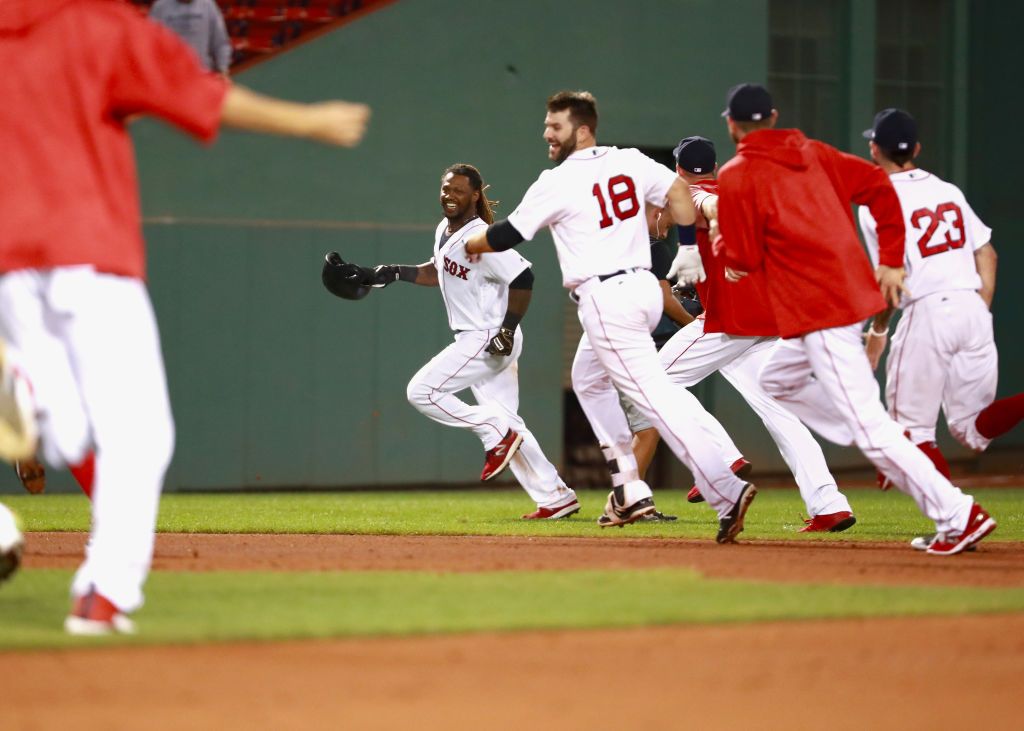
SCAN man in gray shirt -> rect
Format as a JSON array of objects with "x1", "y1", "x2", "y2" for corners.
[{"x1": 149, "y1": 0, "x2": 232, "y2": 74}]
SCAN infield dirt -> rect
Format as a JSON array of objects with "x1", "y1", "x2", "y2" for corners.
[{"x1": 8, "y1": 532, "x2": 1024, "y2": 730}]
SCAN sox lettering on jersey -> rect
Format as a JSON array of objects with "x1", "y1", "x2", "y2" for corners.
[{"x1": 443, "y1": 256, "x2": 470, "y2": 280}]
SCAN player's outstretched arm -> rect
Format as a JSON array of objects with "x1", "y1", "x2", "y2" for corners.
[
  {"x1": 974, "y1": 243, "x2": 997, "y2": 309},
  {"x1": 220, "y1": 85, "x2": 370, "y2": 147},
  {"x1": 372, "y1": 262, "x2": 437, "y2": 288}
]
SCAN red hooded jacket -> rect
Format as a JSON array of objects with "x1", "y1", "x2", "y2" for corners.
[
  {"x1": 0, "y1": 0, "x2": 227, "y2": 280},
  {"x1": 717, "y1": 129, "x2": 905, "y2": 338},
  {"x1": 690, "y1": 179, "x2": 777, "y2": 336}
]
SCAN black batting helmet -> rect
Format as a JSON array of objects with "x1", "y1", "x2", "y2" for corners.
[{"x1": 322, "y1": 252, "x2": 372, "y2": 301}]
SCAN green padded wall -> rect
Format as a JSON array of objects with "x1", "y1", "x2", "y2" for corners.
[{"x1": 13, "y1": 0, "x2": 1018, "y2": 494}]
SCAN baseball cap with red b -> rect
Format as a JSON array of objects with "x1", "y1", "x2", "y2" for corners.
[
  {"x1": 722, "y1": 83, "x2": 774, "y2": 121},
  {"x1": 863, "y1": 108, "x2": 918, "y2": 153},
  {"x1": 673, "y1": 136, "x2": 716, "y2": 174}
]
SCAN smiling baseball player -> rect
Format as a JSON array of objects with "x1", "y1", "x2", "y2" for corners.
[
  {"x1": 858, "y1": 109, "x2": 1023, "y2": 546},
  {"x1": 465, "y1": 91, "x2": 755, "y2": 541},
  {"x1": 360, "y1": 163, "x2": 578, "y2": 519}
]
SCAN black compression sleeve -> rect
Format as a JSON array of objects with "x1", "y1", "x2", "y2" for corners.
[
  {"x1": 487, "y1": 219, "x2": 526, "y2": 251},
  {"x1": 398, "y1": 265, "x2": 418, "y2": 283},
  {"x1": 508, "y1": 267, "x2": 534, "y2": 290}
]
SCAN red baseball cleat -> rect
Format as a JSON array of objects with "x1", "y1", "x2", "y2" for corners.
[
  {"x1": 926, "y1": 503, "x2": 996, "y2": 556},
  {"x1": 480, "y1": 429, "x2": 523, "y2": 482},
  {"x1": 688, "y1": 458, "x2": 752, "y2": 504},
  {"x1": 64, "y1": 587, "x2": 136, "y2": 636},
  {"x1": 799, "y1": 511, "x2": 857, "y2": 533},
  {"x1": 523, "y1": 496, "x2": 580, "y2": 520}
]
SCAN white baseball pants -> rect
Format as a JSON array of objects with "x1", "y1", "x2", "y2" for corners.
[
  {"x1": 659, "y1": 320, "x2": 851, "y2": 517},
  {"x1": 406, "y1": 329, "x2": 572, "y2": 508},
  {"x1": 571, "y1": 270, "x2": 747, "y2": 518},
  {"x1": 887, "y1": 291, "x2": 997, "y2": 450},
  {"x1": 760, "y1": 322, "x2": 974, "y2": 533},
  {"x1": 0, "y1": 267, "x2": 174, "y2": 612}
]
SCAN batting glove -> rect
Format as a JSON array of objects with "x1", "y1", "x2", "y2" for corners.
[
  {"x1": 671, "y1": 245, "x2": 706, "y2": 286},
  {"x1": 371, "y1": 265, "x2": 401, "y2": 288},
  {"x1": 485, "y1": 327, "x2": 515, "y2": 356}
]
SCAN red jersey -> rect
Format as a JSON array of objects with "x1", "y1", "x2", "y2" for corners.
[
  {"x1": 718, "y1": 129, "x2": 905, "y2": 338},
  {"x1": 689, "y1": 180, "x2": 777, "y2": 337},
  {"x1": 0, "y1": 0, "x2": 228, "y2": 280}
]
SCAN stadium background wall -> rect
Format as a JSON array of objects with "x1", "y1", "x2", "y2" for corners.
[{"x1": 24, "y1": 0, "x2": 1024, "y2": 493}]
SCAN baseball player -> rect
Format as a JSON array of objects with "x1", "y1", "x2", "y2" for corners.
[
  {"x1": 0, "y1": 0, "x2": 369, "y2": 634},
  {"x1": 465, "y1": 91, "x2": 756, "y2": 542},
  {"x1": 716, "y1": 83, "x2": 995, "y2": 556},
  {"x1": 612, "y1": 205, "x2": 697, "y2": 522},
  {"x1": 350, "y1": 164, "x2": 579, "y2": 520},
  {"x1": 0, "y1": 499, "x2": 25, "y2": 585},
  {"x1": 858, "y1": 108, "x2": 1023, "y2": 547},
  {"x1": 659, "y1": 136, "x2": 856, "y2": 532}
]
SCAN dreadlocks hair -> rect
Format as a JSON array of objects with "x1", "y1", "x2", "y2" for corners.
[
  {"x1": 546, "y1": 90, "x2": 598, "y2": 135},
  {"x1": 442, "y1": 163, "x2": 497, "y2": 224}
]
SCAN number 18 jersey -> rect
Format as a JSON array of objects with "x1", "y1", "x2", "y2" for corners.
[
  {"x1": 508, "y1": 146, "x2": 677, "y2": 290},
  {"x1": 859, "y1": 168, "x2": 992, "y2": 306}
]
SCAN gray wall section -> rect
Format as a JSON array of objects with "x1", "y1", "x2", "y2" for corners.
[{"x1": 10, "y1": 0, "x2": 1019, "y2": 494}]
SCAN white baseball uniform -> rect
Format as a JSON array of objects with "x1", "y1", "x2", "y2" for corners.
[
  {"x1": 859, "y1": 169, "x2": 996, "y2": 450},
  {"x1": 508, "y1": 146, "x2": 748, "y2": 518},
  {"x1": 405, "y1": 217, "x2": 574, "y2": 509},
  {"x1": 659, "y1": 322, "x2": 852, "y2": 517}
]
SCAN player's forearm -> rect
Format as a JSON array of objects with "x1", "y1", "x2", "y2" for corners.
[
  {"x1": 220, "y1": 85, "x2": 369, "y2": 147},
  {"x1": 413, "y1": 263, "x2": 438, "y2": 287},
  {"x1": 661, "y1": 280, "x2": 695, "y2": 327},
  {"x1": 975, "y1": 243, "x2": 997, "y2": 308},
  {"x1": 869, "y1": 306, "x2": 895, "y2": 333},
  {"x1": 665, "y1": 179, "x2": 696, "y2": 227},
  {"x1": 503, "y1": 288, "x2": 532, "y2": 329}
]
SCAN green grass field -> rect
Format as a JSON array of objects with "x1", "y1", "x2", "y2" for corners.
[
  {"x1": 4, "y1": 486, "x2": 1023, "y2": 540},
  {"x1": 1, "y1": 487, "x2": 1021, "y2": 651}
]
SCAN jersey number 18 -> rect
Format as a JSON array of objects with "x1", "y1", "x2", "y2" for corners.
[{"x1": 592, "y1": 175, "x2": 639, "y2": 229}]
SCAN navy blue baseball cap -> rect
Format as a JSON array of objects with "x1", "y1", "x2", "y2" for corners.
[
  {"x1": 673, "y1": 136, "x2": 716, "y2": 174},
  {"x1": 722, "y1": 83, "x2": 774, "y2": 121},
  {"x1": 863, "y1": 108, "x2": 918, "y2": 152}
]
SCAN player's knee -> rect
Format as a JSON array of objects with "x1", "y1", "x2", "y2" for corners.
[{"x1": 406, "y1": 379, "x2": 431, "y2": 410}]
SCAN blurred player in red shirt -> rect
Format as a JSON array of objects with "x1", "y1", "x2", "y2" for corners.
[
  {"x1": 0, "y1": 0, "x2": 369, "y2": 633},
  {"x1": 717, "y1": 83, "x2": 995, "y2": 556}
]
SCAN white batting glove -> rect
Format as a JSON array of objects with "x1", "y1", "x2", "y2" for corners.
[{"x1": 671, "y1": 245, "x2": 706, "y2": 286}]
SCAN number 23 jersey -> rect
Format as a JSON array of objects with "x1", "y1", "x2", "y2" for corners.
[
  {"x1": 508, "y1": 146, "x2": 678, "y2": 290},
  {"x1": 859, "y1": 169, "x2": 992, "y2": 306}
]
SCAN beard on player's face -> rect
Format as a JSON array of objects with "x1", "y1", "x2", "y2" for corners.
[{"x1": 549, "y1": 125, "x2": 579, "y2": 164}]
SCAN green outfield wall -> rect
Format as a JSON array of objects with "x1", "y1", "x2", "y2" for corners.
[{"x1": 12, "y1": 0, "x2": 1019, "y2": 494}]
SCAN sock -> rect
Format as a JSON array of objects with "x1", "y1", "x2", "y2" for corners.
[
  {"x1": 915, "y1": 441, "x2": 951, "y2": 479},
  {"x1": 975, "y1": 394, "x2": 1024, "y2": 440},
  {"x1": 69, "y1": 451, "x2": 95, "y2": 499}
]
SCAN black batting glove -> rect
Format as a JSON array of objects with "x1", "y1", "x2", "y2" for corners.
[
  {"x1": 371, "y1": 265, "x2": 401, "y2": 288},
  {"x1": 485, "y1": 327, "x2": 515, "y2": 356}
]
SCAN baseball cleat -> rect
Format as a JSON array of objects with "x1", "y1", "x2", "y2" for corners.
[
  {"x1": 523, "y1": 497, "x2": 581, "y2": 520},
  {"x1": 597, "y1": 490, "x2": 656, "y2": 528},
  {"x1": 0, "y1": 340, "x2": 39, "y2": 464},
  {"x1": 799, "y1": 511, "x2": 856, "y2": 533},
  {"x1": 14, "y1": 456, "x2": 46, "y2": 494},
  {"x1": 637, "y1": 510, "x2": 678, "y2": 522},
  {"x1": 480, "y1": 429, "x2": 523, "y2": 482},
  {"x1": 716, "y1": 483, "x2": 757, "y2": 544},
  {"x1": 688, "y1": 457, "x2": 752, "y2": 504},
  {"x1": 64, "y1": 588, "x2": 137, "y2": 636},
  {"x1": 926, "y1": 503, "x2": 996, "y2": 556}
]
